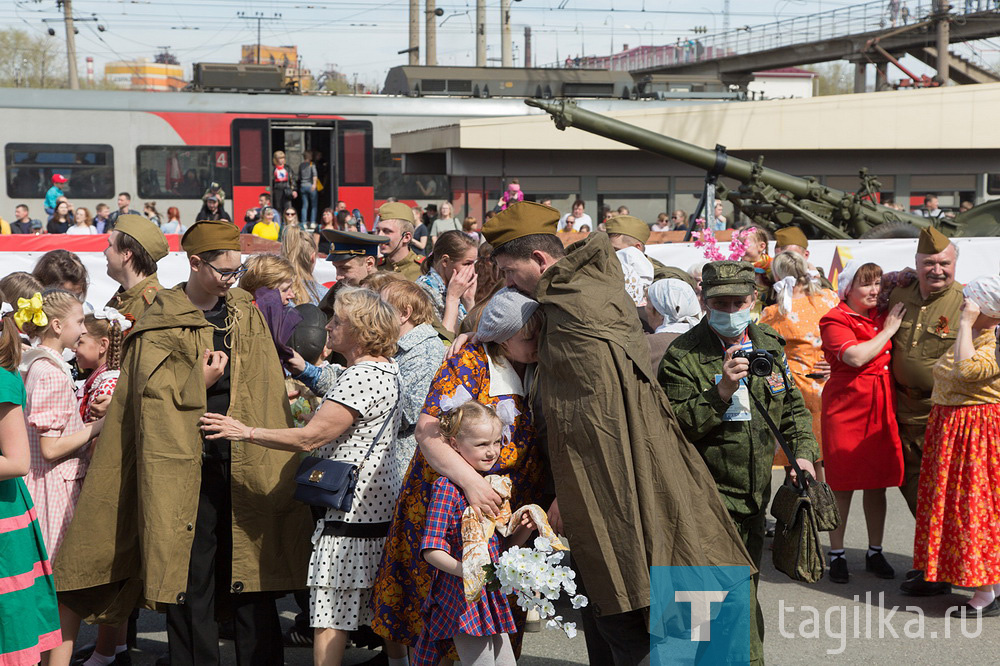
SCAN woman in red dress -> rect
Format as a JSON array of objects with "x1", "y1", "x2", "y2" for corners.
[{"x1": 819, "y1": 261, "x2": 906, "y2": 584}]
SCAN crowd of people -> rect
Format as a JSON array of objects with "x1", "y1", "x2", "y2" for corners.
[{"x1": 1, "y1": 187, "x2": 999, "y2": 666}]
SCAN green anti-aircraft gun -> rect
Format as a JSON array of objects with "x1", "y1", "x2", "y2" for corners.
[{"x1": 525, "y1": 99, "x2": 1000, "y2": 239}]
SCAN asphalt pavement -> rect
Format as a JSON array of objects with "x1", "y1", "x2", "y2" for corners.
[{"x1": 78, "y1": 469, "x2": 989, "y2": 664}]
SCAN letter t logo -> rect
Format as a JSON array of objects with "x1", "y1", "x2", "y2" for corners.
[{"x1": 675, "y1": 590, "x2": 729, "y2": 641}]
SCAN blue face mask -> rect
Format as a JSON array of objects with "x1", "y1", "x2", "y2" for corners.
[{"x1": 708, "y1": 307, "x2": 753, "y2": 338}]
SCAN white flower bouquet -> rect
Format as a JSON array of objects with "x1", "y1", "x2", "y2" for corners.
[{"x1": 483, "y1": 537, "x2": 589, "y2": 638}]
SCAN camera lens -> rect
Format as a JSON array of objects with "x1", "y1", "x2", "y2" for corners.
[{"x1": 750, "y1": 357, "x2": 773, "y2": 377}]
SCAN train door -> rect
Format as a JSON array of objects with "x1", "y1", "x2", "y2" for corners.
[
  {"x1": 231, "y1": 118, "x2": 373, "y2": 230},
  {"x1": 230, "y1": 118, "x2": 270, "y2": 229}
]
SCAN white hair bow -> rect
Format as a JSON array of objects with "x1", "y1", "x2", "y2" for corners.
[
  {"x1": 772, "y1": 276, "x2": 798, "y2": 314},
  {"x1": 94, "y1": 306, "x2": 133, "y2": 332},
  {"x1": 0, "y1": 302, "x2": 12, "y2": 317},
  {"x1": 439, "y1": 384, "x2": 473, "y2": 413},
  {"x1": 494, "y1": 398, "x2": 520, "y2": 443}
]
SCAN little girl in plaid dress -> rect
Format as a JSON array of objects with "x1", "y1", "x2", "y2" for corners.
[
  {"x1": 18, "y1": 290, "x2": 106, "y2": 666},
  {"x1": 413, "y1": 398, "x2": 536, "y2": 666}
]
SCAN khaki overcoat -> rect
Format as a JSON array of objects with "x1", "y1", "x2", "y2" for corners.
[
  {"x1": 55, "y1": 285, "x2": 312, "y2": 624},
  {"x1": 533, "y1": 234, "x2": 754, "y2": 620}
]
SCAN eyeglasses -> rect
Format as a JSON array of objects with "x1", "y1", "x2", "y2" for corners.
[
  {"x1": 285, "y1": 212, "x2": 296, "y2": 217},
  {"x1": 203, "y1": 260, "x2": 247, "y2": 281}
]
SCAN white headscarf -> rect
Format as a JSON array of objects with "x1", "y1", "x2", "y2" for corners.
[
  {"x1": 836, "y1": 260, "x2": 863, "y2": 300},
  {"x1": 616, "y1": 247, "x2": 654, "y2": 305},
  {"x1": 963, "y1": 275, "x2": 1000, "y2": 318},
  {"x1": 647, "y1": 279, "x2": 702, "y2": 334}
]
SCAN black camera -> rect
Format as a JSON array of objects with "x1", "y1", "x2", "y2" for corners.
[{"x1": 733, "y1": 349, "x2": 775, "y2": 377}]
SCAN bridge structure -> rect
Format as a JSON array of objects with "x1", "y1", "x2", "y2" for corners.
[{"x1": 551, "y1": 0, "x2": 1000, "y2": 92}]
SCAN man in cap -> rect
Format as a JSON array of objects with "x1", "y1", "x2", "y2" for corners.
[
  {"x1": 316, "y1": 229, "x2": 387, "y2": 317},
  {"x1": 56, "y1": 220, "x2": 312, "y2": 666},
  {"x1": 104, "y1": 214, "x2": 168, "y2": 322},
  {"x1": 85, "y1": 214, "x2": 170, "y2": 422},
  {"x1": 375, "y1": 202, "x2": 424, "y2": 281},
  {"x1": 44, "y1": 173, "x2": 68, "y2": 216},
  {"x1": 773, "y1": 226, "x2": 834, "y2": 291},
  {"x1": 659, "y1": 260, "x2": 819, "y2": 660},
  {"x1": 197, "y1": 193, "x2": 233, "y2": 223},
  {"x1": 605, "y1": 214, "x2": 698, "y2": 288},
  {"x1": 482, "y1": 202, "x2": 755, "y2": 665},
  {"x1": 891, "y1": 226, "x2": 963, "y2": 596}
]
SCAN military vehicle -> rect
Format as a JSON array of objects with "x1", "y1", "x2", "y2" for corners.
[{"x1": 526, "y1": 98, "x2": 1000, "y2": 239}]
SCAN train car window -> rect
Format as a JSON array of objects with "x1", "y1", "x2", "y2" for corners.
[
  {"x1": 136, "y1": 146, "x2": 232, "y2": 199},
  {"x1": 338, "y1": 121, "x2": 373, "y2": 187},
  {"x1": 232, "y1": 119, "x2": 269, "y2": 186},
  {"x1": 5, "y1": 143, "x2": 114, "y2": 200},
  {"x1": 374, "y1": 148, "x2": 448, "y2": 201}
]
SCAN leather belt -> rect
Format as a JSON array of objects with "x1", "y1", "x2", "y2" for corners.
[{"x1": 321, "y1": 521, "x2": 391, "y2": 539}]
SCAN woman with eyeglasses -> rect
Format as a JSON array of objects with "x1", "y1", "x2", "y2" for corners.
[
  {"x1": 252, "y1": 207, "x2": 282, "y2": 242},
  {"x1": 283, "y1": 207, "x2": 301, "y2": 231}
]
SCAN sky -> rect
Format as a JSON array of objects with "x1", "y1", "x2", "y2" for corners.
[{"x1": 4, "y1": 0, "x2": 911, "y2": 89}]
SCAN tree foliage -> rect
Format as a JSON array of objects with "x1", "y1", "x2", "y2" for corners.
[
  {"x1": 807, "y1": 61, "x2": 855, "y2": 96},
  {"x1": 0, "y1": 28, "x2": 68, "y2": 88}
]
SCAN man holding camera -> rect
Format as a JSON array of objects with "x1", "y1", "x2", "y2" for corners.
[{"x1": 659, "y1": 260, "x2": 818, "y2": 657}]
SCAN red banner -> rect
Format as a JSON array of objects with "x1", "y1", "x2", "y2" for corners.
[{"x1": 0, "y1": 234, "x2": 184, "y2": 253}]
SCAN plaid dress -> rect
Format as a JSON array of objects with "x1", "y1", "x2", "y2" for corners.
[
  {"x1": 412, "y1": 477, "x2": 516, "y2": 666},
  {"x1": 21, "y1": 346, "x2": 88, "y2": 563}
]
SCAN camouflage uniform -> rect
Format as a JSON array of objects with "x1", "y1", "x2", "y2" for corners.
[{"x1": 658, "y1": 261, "x2": 819, "y2": 662}]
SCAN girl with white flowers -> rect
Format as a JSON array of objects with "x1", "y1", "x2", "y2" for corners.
[{"x1": 412, "y1": 399, "x2": 537, "y2": 666}]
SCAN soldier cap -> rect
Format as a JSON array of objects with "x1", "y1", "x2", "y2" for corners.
[
  {"x1": 115, "y1": 214, "x2": 169, "y2": 262},
  {"x1": 605, "y1": 215, "x2": 651, "y2": 244},
  {"x1": 774, "y1": 226, "x2": 809, "y2": 250},
  {"x1": 482, "y1": 201, "x2": 559, "y2": 248},
  {"x1": 377, "y1": 202, "x2": 415, "y2": 225},
  {"x1": 916, "y1": 226, "x2": 951, "y2": 255},
  {"x1": 181, "y1": 220, "x2": 240, "y2": 256},
  {"x1": 321, "y1": 229, "x2": 388, "y2": 261},
  {"x1": 701, "y1": 260, "x2": 756, "y2": 300}
]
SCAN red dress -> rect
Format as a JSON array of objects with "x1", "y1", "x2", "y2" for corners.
[{"x1": 819, "y1": 302, "x2": 904, "y2": 491}]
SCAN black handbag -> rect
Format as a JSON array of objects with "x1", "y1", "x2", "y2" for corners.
[
  {"x1": 294, "y1": 396, "x2": 399, "y2": 512},
  {"x1": 748, "y1": 379, "x2": 840, "y2": 583}
]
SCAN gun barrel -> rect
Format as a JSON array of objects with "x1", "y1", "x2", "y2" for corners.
[{"x1": 526, "y1": 98, "x2": 813, "y2": 198}]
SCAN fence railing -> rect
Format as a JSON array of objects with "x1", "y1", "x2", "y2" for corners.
[{"x1": 542, "y1": 0, "x2": 993, "y2": 71}]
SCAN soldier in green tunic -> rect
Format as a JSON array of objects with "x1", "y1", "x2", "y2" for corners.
[
  {"x1": 659, "y1": 260, "x2": 819, "y2": 659},
  {"x1": 374, "y1": 202, "x2": 425, "y2": 282},
  {"x1": 483, "y1": 203, "x2": 755, "y2": 666},
  {"x1": 893, "y1": 226, "x2": 963, "y2": 597}
]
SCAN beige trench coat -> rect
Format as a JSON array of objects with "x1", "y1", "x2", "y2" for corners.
[
  {"x1": 534, "y1": 234, "x2": 755, "y2": 620},
  {"x1": 56, "y1": 285, "x2": 313, "y2": 624}
]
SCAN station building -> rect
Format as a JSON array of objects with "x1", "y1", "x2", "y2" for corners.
[{"x1": 392, "y1": 81, "x2": 1000, "y2": 223}]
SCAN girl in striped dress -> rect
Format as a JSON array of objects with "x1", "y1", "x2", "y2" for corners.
[{"x1": 0, "y1": 295, "x2": 61, "y2": 665}]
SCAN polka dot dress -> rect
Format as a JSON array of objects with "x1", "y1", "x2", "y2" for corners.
[{"x1": 308, "y1": 361, "x2": 402, "y2": 631}]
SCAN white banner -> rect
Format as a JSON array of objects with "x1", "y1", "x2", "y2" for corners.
[
  {"x1": 0, "y1": 252, "x2": 338, "y2": 310},
  {"x1": 3, "y1": 237, "x2": 996, "y2": 310},
  {"x1": 645, "y1": 237, "x2": 1000, "y2": 287}
]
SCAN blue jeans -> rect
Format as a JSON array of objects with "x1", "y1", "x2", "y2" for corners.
[{"x1": 300, "y1": 185, "x2": 318, "y2": 225}]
